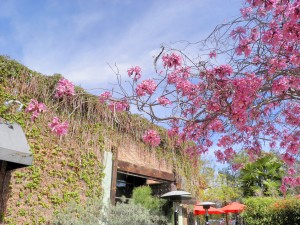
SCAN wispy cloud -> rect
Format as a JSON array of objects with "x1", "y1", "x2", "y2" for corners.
[{"x1": 0, "y1": 0, "x2": 242, "y2": 92}]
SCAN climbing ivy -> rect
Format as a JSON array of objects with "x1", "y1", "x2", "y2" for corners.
[{"x1": 0, "y1": 55, "x2": 207, "y2": 224}]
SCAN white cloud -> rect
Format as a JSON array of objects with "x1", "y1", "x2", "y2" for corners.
[{"x1": 2, "y1": 0, "x2": 242, "y2": 92}]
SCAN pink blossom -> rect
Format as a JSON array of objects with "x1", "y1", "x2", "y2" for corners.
[
  {"x1": 252, "y1": 56, "x2": 261, "y2": 64},
  {"x1": 31, "y1": 111, "x2": 39, "y2": 121},
  {"x1": 209, "y1": 119, "x2": 224, "y2": 132},
  {"x1": 127, "y1": 66, "x2": 142, "y2": 81},
  {"x1": 240, "y1": 7, "x2": 252, "y2": 18},
  {"x1": 282, "y1": 153, "x2": 295, "y2": 166},
  {"x1": 55, "y1": 78, "x2": 75, "y2": 98},
  {"x1": 108, "y1": 99, "x2": 129, "y2": 112},
  {"x1": 272, "y1": 77, "x2": 290, "y2": 94},
  {"x1": 213, "y1": 64, "x2": 233, "y2": 78},
  {"x1": 215, "y1": 150, "x2": 225, "y2": 163},
  {"x1": 99, "y1": 91, "x2": 112, "y2": 103},
  {"x1": 136, "y1": 79, "x2": 157, "y2": 96},
  {"x1": 250, "y1": 28, "x2": 259, "y2": 41},
  {"x1": 167, "y1": 70, "x2": 180, "y2": 84},
  {"x1": 143, "y1": 130, "x2": 161, "y2": 147},
  {"x1": 230, "y1": 26, "x2": 247, "y2": 40},
  {"x1": 288, "y1": 168, "x2": 296, "y2": 175},
  {"x1": 157, "y1": 96, "x2": 172, "y2": 106},
  {"x1": 232, "y1": 163, "x2": 243, "y2": 171},
  {"x1": 235, "y1": 39, "x2": 252, "y2": 57},
  {"x1": 162, "y1": 53, "x2": 182, "y2": 69},
  {"x1": 280, "y1": 183, "x2": 287, "y2": 195},
  {"x1": 209, "y1": 50, "x2": 217, "y2": 59},
  {"x1": 224, "y1": 147, "x2": 236, "y2": 161},
  {"x1": 48, "y1": 117, "x2": 69, "y2": 136},
  {"x1": 25, "y1": 99, "x2": 47, "y2": 121}
]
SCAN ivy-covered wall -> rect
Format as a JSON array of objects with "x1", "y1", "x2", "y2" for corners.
[{"x1": 0, "y1": 56, "x2": 206, "y2": 224}]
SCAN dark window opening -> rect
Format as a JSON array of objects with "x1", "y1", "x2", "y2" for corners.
[
  {"x1": 115, "y1": 171, "x2": 172, "y2": 203},
  {"x1": 116, "y1": 172, "x2": 146, "y2": 200}
]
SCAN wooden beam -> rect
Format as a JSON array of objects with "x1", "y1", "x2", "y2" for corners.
[{"x1": 117, "y1": 160, "x2": 175, "y2": 182}]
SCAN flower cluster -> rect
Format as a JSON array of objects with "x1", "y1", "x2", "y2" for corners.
[
  {"x1": 108, "y1": 100, "x2": 129, "y2": 112},
  {"x1": 127, "y1": 66, "x2": 142, "y2": 81},
  {"x1": 235, "y1": 39, "x2": 252, "y2": 57},
  {"x1": 157, "y1": 96, "x2": 172, "y2": 106},
  {"x1": 99, "y1": 91, "x2": 112, "y2": 103},
  {"x1": 209, "y1": 50, "x2": 217, "y2": 59},
  {"x1": 162, "y1": 53, "x2": 182, "y2": 69},
  {"x1": 25, "y1": 99, "x2": 47, "y2": 121},
  {"x1": 230, "y1": 26, "x2": 247, "y2": 40},
  {"x1": 143, "y1": 130, "x2": 161, "y2": 147},
  {"x1": 55, "y1": 78, "x2": 75, "y2": 98},
  {"x1": 48, "y1": 117, "x2": 69, "y2": 136},
  {"x1": 136, "y1": 79, "x2": 157, "y2": 96}
]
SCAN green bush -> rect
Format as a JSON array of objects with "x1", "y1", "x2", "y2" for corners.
[
  {"x1": 242, "y1": 197, "x2": 277, "y2": 225},
  {"x1": 269, "y1": 198, "x2": 300, "y2": 225},
  {"x1": 242, "y1": 197, "x2": 300, "y2": 225},
  {"x1": 131, "y1": 186, "x2": 167, "y2": 216}
]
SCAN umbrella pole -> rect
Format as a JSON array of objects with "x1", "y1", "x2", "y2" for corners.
[
  {"x1": 226, "y1": 213, "x2": 229, "y2": 225},
  {"x1": 205, "y1": 210, "x2": 209, "y2": 225}
]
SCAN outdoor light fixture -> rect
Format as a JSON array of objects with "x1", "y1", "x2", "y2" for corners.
[
  {"x1": 0, "y1": 121, "x2": 32, "y2": 170},
  {"x1": 198, "y1": 202, "x2": 216, "y2": 225},
  {"x1": 4, "y1": 100, "x2": 24, "y2": 112},
  {"x1": 161, "y1": 190, "x2": 192, "y2": 225}
]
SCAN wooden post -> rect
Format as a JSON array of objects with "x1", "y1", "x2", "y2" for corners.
[
  {"x1": 110, "y1": 147, "x2": 118, "y2": 205},
  {"x1": 0, "y1": 161, "x2": 8, "y2": 222},
  {"x1": 226, "y1": 213, "x2": 229, "y2": 225}
]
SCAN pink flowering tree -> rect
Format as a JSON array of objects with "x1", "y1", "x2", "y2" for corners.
[{"x1": 99, "y1": 0, "x2": 300, "y2": 192}]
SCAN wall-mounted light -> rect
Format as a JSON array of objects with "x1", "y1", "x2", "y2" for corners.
[{"x1": 4, "y1": 100, "x2": 24, "y2": 112}]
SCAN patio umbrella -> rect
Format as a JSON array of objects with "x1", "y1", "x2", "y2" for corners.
[
  {"x1": 221, "y1": 202, "x2": 246, "y2": 225},
  {"x1": 194, "y1": 205, "x2": 225, "y2": 215},
  {"x1": 221, "y1": 202, "x2": 246, "y2": 213}
]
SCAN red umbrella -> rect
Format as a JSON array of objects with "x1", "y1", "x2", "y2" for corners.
[
  {"x1": 221, "y1": 202, "x2": 246, "y2": 225},
  {"x1": 221, "y1": 202, "x2": 246, "y2": 213},
  {"x1": 194, "y1": 205, "x2": 225, "y2": 215}
]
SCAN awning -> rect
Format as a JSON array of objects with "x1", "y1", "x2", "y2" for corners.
[{"x1": 0, "y1": 122, "x2": 33, "y2": 170}]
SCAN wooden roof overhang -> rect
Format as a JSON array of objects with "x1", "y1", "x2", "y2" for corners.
[{"x1": 117, "y1": 160, "x2": 175, "y2": 182}]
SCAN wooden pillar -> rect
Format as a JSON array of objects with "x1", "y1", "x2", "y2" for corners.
[
  {"x1": 110, "y1": 147, "x2": 118, "y2": 205},
  {"x1": 0, "y1": 161, "x2": 10, "y2": 223}
]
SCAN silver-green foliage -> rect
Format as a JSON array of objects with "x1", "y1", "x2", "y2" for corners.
[
  {"x1": 52, "y1": 196, "x2": 168, "y2": 225},
  {"x1": 52, "y1": 198, "x2": 107, "y2": 225},
  {"x1": 108, "y1": 197, "x2": 168, "y2": 225}
]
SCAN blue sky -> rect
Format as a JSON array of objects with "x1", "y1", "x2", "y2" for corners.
[{"x1": 0, "y1": 0, "x2": 243, "y2": 91}]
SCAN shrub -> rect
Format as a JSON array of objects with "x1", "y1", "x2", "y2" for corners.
[
  {"x1": 51, "y1": 198, "x2": 106, "y2": 225},
  {"x1": 269, "y1": 198, "x2": 300, "y2": 225},
  {"x1": 242, "y1": 197, "x2": 300, "y2": 225},
  {"x1": 131, "y1": 185, "x2": 167, "y2": 216},
  {"x1": 108, "y1": 197, "x2": 168, "y2": 225},
  {"x1": 242, "y1": 197, "x2": 277, "y2": 225},
  {"x1": 51, "y1": 194, "x2": 169, "y2": 225}
]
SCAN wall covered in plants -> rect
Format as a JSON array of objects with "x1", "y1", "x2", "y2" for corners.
[{"x1": 0, "y1": 56, "x2": 206, "y2": 224}]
